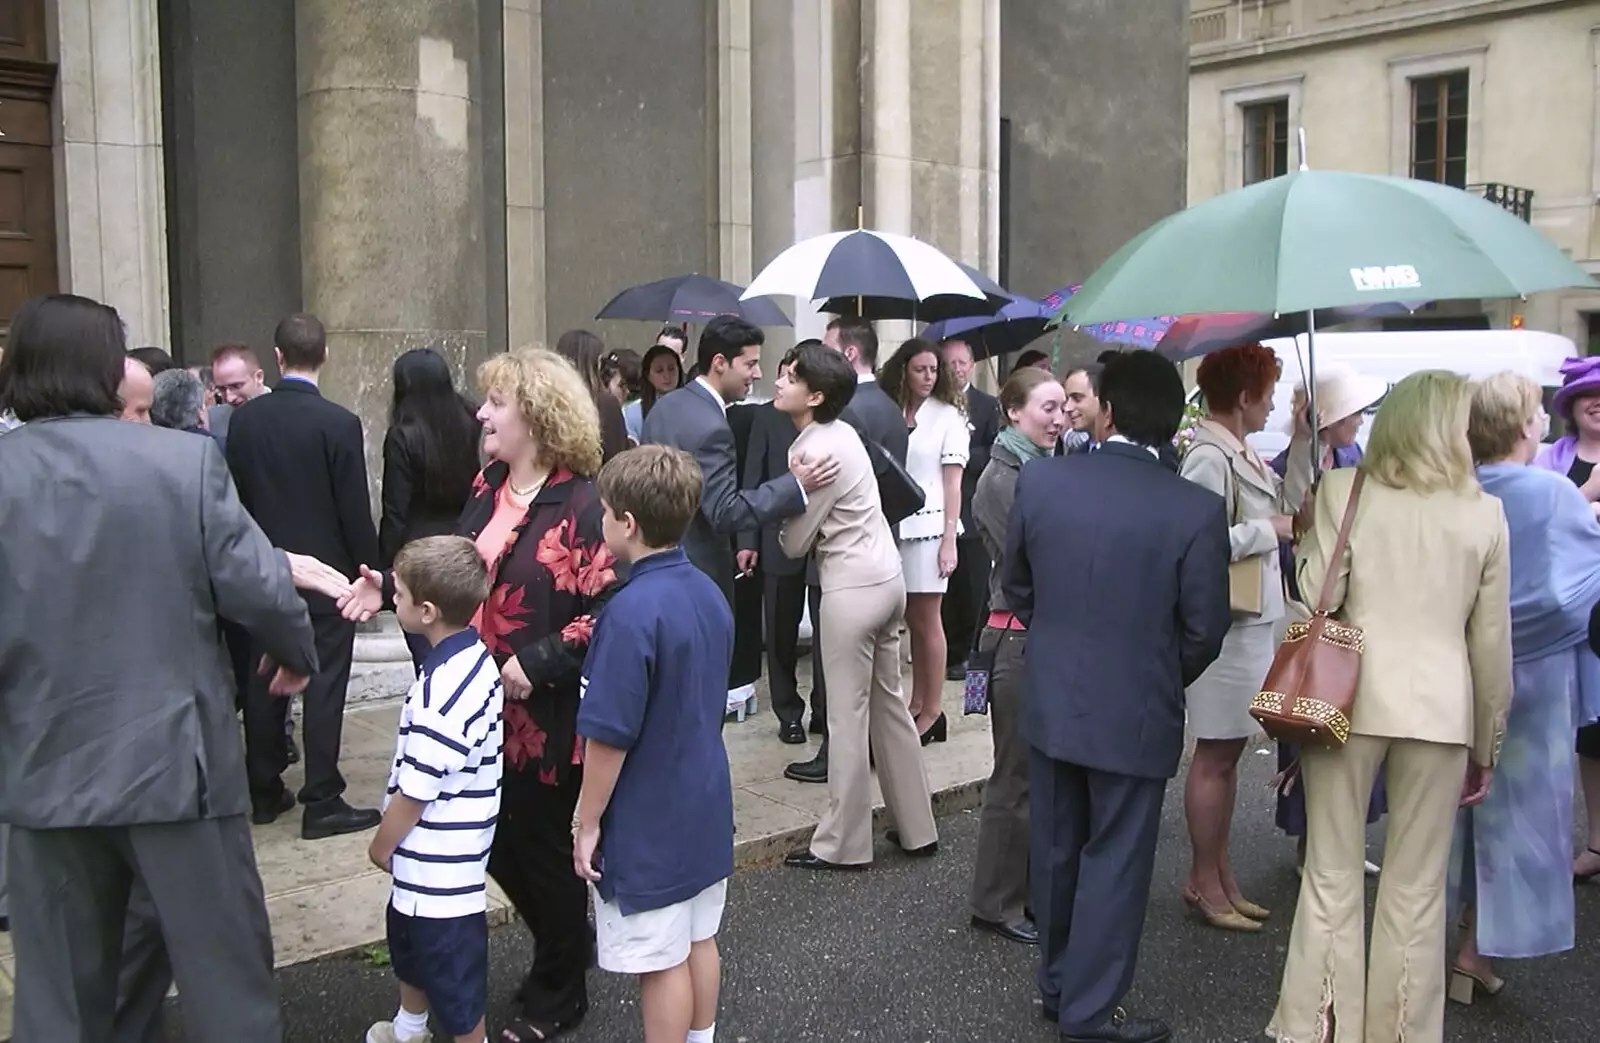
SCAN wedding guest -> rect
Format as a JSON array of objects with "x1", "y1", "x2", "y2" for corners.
[
  {"x1": 555, "y1": 328, "x2": 631, "y2": 462},
  {"x1": 1269, "y1": 364, "x2": 1390, "y2": 876},
  {"x1": 939, "y1": 337, "x2": 1001, "y2": 682},
  {"x1": 1532, "y1": 356, "x2": 1600, "y2": 882},
  {"x1": 379, "y1": 348, "x2": 482, "y2": 669},
  {"x1": 623, "y1": 344, "x2": 685, "y2": 443},
  {"x1": 1004, "y1": 350, "x2": 1230, "y2": 1042},
  {"x1": 1268, "y1": 371, "x2": 1512, "y2": 1043},
  {"x1": 128, "y1": 346, "x2": 177, "y2": 376},
  {"x1": 967, "y1": 367, "x2": 1065, "y2": 946},
  {"x1": 576, "y1": 446, "x2": 735, "y2": 1043},
  {"x1": 1058, "y1": 362, "x2": 1102, "y2": 455},
  {"x1": 600, "y1": 347, "x2": 641, "y2": 407},
  {"x1": 0, "y1": 292, "x2": 316, "y2": 1043},
  {"x1": 1176, "y1": 344, "x2": 1311, "y2": 932},
  {"x1": 776, "y1": 343, "x2": 937, "y2": 871},
  {"x1": 150, "y1": 367, "x2": 213, "y2": 435},
  {"x1": 343, "y1": 349, "x2": 618, "y2": 1042},
  {"x1": 1010, "y1": 349, "x2": 1052, "y2": 376},
  {"x1": 119, "y1": 355, "x2": 155, "y2": 423},
  {"x1": 879, "y1": 337, "x2": 969, "y2": 742},
  {"x1": 1449, "y1": 372, "x2": 1600, "y2": 1003},
  {"x1": 365, "y1": 537, "x2": 499, "y2": 1043}
]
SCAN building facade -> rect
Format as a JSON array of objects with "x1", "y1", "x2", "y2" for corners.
[
  {"x1": 1188, "y1": 0, "x2": 1600, "y2": 351},
  {"x1": 5, "y1": 0, "x2": 1188, "y2": 458}
]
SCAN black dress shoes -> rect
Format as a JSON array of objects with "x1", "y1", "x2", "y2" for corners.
[
  {"x1": 808, "y1": 716, "x2": 826, "y2": 736},
  {"x1": 970, "y1": 915, "x2": 1038, "y2": 945},
  {"x1": 884, "y1": 829, "x2": 938, "y2": 857},
  {"x1": 1061, "y1": 1010, "x2": 1171, "y2": 1043},
  {"x1": 784, "y1": 849, "x2": 865, "y2": 872},
  {"x1": 784, "y1": 751, "x2": 828, "y2": 784},
  {"x1": 301, "y1": 797, "x2": 382, "y2": 840},
  {"x1": 945, "y1": 662, "x2": 967, "y2": 682},
  {"x1": 251, "y1": 789, "x2": 296, "y2": 826},
  {"x1": 778, "y1": 720, "x2": 807, "y2": 745}
]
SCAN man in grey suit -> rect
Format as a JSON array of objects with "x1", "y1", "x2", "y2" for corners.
[
  {"x1": 784, "y1": 317, "x2": 909, "y2": 783},
  {"x1": 0, "y1": 294, "x2": 318, "y2": 1043},
  {"x1": 641, "y1": 314, "x2": 838, "y2": 603}
]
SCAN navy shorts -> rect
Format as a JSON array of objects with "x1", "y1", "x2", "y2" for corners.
[{"x1": 386, "y1": 905, "x2": 488, "y2": 1036}]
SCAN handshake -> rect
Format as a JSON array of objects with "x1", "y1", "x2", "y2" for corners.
[{"x1": 261, "y1": 552, "x2": 384, "y2": 696}]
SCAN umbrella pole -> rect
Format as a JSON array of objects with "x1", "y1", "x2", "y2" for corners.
[
  {"x1": 856, "y1": 202, "x2": 864, "y2": 318},
  {"x1": 1305, "y1": 309, "x2": 1320, "y2": 482}
]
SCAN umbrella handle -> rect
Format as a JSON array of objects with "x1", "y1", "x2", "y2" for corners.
[{"x1": 1305, "y1": 310, "x2": 1320, "y2": 482}]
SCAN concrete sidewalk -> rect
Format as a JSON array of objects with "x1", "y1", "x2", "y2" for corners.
[{"x1": 0, "y1": 674, "x2": 990, "y2": 1037}]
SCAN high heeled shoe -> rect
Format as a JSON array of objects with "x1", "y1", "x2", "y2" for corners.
[
  {"x1": 1573, "y1": 847, "x2": 1600, "y2": 883},
  {"x1": 1181, "y1": 889, "x2": 1262, "y2": 932},
  {"x1": 919, "y1": 712, "x2": 948, "y2": 746},
  {"x1": 1230, "y1": 897, "x2": 1271, "y2": 921},
  {"x1": 1448, "y1": 965, "x2": 1505, "y2": 1005}
]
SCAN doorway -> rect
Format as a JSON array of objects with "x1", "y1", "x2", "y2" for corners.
[{"x1": 0, "y1": 0, "x2": 55, "y2": 342}]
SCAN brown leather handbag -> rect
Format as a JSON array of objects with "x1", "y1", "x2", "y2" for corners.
[{"x1": 1248, "y1": 471, "x2": 1366, "y2": 748}]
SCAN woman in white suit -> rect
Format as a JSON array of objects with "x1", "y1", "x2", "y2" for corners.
[{"x1": 1267, "y1": 370, "x2": 1513, "y2": 1043}]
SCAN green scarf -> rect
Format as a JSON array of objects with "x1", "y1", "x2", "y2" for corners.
[{"x1": 995, "y1": 424, "x2": 1050, "y2": 465}]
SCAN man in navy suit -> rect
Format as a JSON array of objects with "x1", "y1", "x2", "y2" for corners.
[{"x1": 1003, "y1": 350, "x2": 1230, "y2": 1043}]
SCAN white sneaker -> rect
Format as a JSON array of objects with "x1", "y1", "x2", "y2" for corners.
[{"x1": 366, "y1": 1021, "x2": 429, "y2": 1043}]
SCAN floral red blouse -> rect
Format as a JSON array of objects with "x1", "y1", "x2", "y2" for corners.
[{"x1": 455, "y1": 461, "x2": 617, "y2": 783}]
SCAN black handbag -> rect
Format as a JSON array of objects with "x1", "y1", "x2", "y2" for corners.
[{"x1": 857, "y1": 430, "x2": 925, "y2": 526}]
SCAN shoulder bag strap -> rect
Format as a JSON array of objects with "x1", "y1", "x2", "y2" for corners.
[
  {"x1": 1188, "y1": 442, "x2": 1239, "y2": 526},
  {"x1": 1312, "y1": 470, "x2": 1366, "y2": 617}
]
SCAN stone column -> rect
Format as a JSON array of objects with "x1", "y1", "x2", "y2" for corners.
[
  {"x1": 503, "y1": 0, "x2": 546, "y2": 350},
  {"x1": 55, "y1": 0, "x2": 170, "y2": 347},
  {"x1": 295, "y1": 0, "x2": 487, "y2": 466}
]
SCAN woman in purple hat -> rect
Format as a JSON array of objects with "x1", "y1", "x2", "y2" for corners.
[{"x1": 1532, "y1": 355, "x2": 1600, "y2": 882}]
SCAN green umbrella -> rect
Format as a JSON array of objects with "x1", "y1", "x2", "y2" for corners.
[{"x1": 1055, "y1": 170, "x2": 1594, "y2": 326}]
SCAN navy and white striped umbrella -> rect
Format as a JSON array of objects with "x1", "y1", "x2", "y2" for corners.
[{"x1": 741, "y1": 229, "x2": 1000, "y2": 322}]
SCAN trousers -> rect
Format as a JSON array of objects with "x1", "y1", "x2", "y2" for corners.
[{"x1": 9, "y1": 815, "x2": 279, "y2": 1043}]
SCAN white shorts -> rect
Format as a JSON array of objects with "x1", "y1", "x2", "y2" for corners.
[{"x1": 592, "y1": 879, "x2": 728, "y2": 975}]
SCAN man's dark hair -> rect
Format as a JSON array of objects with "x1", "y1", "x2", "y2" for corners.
[
  {"x1": 211, "y1": 342, "x2": 261, "y2": 370},
  {"x1": 826, "y1": 317, "x2": 879, "y2": 369},
  {"x1": 696, "y1": 314, "x2": 764, "y2": 376},
  {"x1": 656, "y1": 324, "x2": 688, "y2": 348},
  {"x1": 128, "y1": 346, "x2": 178, "y2": 375},
  {"x1": 1098, "y1": 350, "x2": 1185, "y2": 447},
  {"x1": 1065, "y1": 360, "x2": 1105, "y2": 395},
  {"x1": 788, "y1": 342, "x2": 857, "y2": 424},
  {"x1": 0, "y1": 294, "x2": 126, "y2": 421},
  {"x1": 1096, "y1": 349, "x2": 1122, "y2": 366},
  {"x1": 274, "y1": 312, "x2": 327, "y2": 370}
]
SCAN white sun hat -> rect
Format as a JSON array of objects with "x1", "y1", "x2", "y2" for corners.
[{"x1": 1281, "y1": 362, "x2": 1390, "y2": 433}]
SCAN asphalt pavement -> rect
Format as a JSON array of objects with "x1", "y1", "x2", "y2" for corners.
[{"x1": 185, "y1": 740, "x2": 1600, "y2": 1042}]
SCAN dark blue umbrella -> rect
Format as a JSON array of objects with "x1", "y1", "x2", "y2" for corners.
[
  {"x1": 922, "y1": 284, "x2": 1068, "y2": 360},
  {"x1": 597, "y1": 273, "x2": 792, "y2": 326}
]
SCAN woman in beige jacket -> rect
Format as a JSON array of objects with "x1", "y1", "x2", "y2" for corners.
[{"x1": 1267, "y1": 370, "x2": 1512, "y2": 1043}]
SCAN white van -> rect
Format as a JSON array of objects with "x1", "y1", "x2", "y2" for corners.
[{"x1": 1233, "y1": 329, "x2": 1577, "y2": 460}]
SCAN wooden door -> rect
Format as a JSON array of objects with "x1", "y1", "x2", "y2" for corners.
[{"x1": 0, "y1": 0, "x2": 54, "y2": 343}]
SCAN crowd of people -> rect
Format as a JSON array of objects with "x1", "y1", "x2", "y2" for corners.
[{"x1": 3, "y1": 288, "x2": 1600, "y2": 1043}]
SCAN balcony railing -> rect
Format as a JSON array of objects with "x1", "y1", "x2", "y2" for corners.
[{"x1": 1467, "y1": 182, "x2": 1535, "y2": 222}]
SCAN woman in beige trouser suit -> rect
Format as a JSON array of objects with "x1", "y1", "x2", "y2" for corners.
[
  {"x1": 1267, "y1": 372, "x2": 1512, "y2": 1043},
  {"x1": 774, "y1": 344, "x2": 938, "y2": 869}
]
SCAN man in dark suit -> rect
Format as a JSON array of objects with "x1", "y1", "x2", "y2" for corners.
[
  {"x1": 641, "y1": 315, "x2": 838, "y2": 604},
  {"x1": 939, "y1": 336, "x2": 1000, "y2": 679},
  {"x1": 744, "y1": 344, "x2": 827, "y2": 745},
  {"x1": 1003, "y1": 350, "x2": 1230, "y2": 1043},
  {"x1": 783, "y1": 318, "x2": 911, "y2": 783},
  {"x1": 225, "y1": 312, "x2": 383, "y2": 840}
]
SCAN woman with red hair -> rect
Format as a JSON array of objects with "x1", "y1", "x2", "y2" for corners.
[{"x1": 1177, "y1": 343, "x2": 1313, "y2": 931}]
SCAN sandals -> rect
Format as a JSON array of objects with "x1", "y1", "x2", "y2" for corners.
[
  {"x1": 501, "y1": 1018, "x2": 569, "y2": 1043},
  {"x1": 1448, "y1": 964, "x2": 1505, "y2": 1006}
]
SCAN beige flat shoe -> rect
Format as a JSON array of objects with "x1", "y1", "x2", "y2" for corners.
[
  {"x1": 1182, "y1": 889, "x2": 1262, "y2": 933},
  {"x1": 1230, "y1": 897, "x2": 1270, "y2": 921}
]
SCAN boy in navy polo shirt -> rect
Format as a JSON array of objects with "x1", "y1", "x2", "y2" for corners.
[
  {"x1": 576, "y1": 446, "x2": 735, "y2": 1043},
  {"x1": 365, "y1": 537, "x2": 500, "y2": 1043}
]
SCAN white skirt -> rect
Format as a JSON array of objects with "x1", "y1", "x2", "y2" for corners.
[
  {"x1": 1185, "y1": 619, "x2": 1276, "y2": 740},
  {"x1": 899, "y1": 537, "x2": 948, "y2": 594}
]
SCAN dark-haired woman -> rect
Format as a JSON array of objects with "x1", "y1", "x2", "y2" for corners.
[
  {"x1": 555, "y1": 328, "x2": 629, "y2": 462},
  {"x1": 380, "y1": 347, "x2": 483, "y2": 669},
  {"x1": 1178, "y1": 343, "x2": 1311, "y2": 932},
  {"x1": 880, "y1": 337, "x2": 968, "y2": 741},
  {"x1": 623, "y1": 344, "x2": 684, "y2": 444},
  {"x1": 968, "y1": 367, "x2": 1065, "y2": 944},
  {"x1": 775, "y1": 343, "x2": 937, "y2": 869}
]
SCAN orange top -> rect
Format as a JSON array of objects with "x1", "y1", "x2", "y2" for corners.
[{"x1": 470, "y1": 488, "x2": 530, "y2": 632}]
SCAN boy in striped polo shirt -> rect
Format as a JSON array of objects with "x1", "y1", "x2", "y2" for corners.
[{"x1": 365, "y1": 536, "x2": 501, "y2": 1043}]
